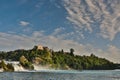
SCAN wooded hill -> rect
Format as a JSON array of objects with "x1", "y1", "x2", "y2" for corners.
[{"x1": 0, "y1": 45, "x2": 120, "y2": 71}]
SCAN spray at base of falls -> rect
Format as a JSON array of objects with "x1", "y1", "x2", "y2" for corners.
[
  {"x1": 4, "y1": 61, "x2": 52, "y2": 71},
  {"x1": 4, "y1": 61, "x2": 27, "y2": 71},
  {"x1": 33, "y1": 64, "x2": 53, "y2": 71}
]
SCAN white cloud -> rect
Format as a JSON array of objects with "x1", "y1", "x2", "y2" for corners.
[
  {"x1": 0, "y1": 31, "x2": 120, "y2": 63},
  {"x1": 63, "y1": 0, "x2": 94, "y2": 32},
  {"x1": 19, "y1": 21, "x2": 30, "y2": 26},
  {"x1": 63, "y1": 0, "x2": 120, "y2": 40},
  {"x1": 23, "y1": 27, "x2": 32, "y2": 33},
  {"x1": 18, "y1": 0, "x2": 28, "y2": 5},
  {"x1": 105, "y1": 45, "x2": 120, "y2": 63},
  {"x1": 0, "y1": 32, "x2": 34, "y2": 51},
  {"x1": 52, "y1": 27, "x2": 65, "y2": 36},
  {"x1": 35, "y1": 2, "x2": 44, "y2": 8},
  {"x1": 0, "y1": 31, "x2": 86, "y2": 53},
  {"x1": 32, "y1": 31, "x2": 86, "y2": 53}
]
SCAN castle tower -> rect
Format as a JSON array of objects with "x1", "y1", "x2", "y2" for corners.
[{"x1": 37, "y1": 45, "x2": 43, "y2": 50}]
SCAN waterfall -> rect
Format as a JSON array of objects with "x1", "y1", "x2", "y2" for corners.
[
  {"x1": 13, "y1": 63, "x2": 25, "y2": 71},
  {"x1": 5, "y1": 61, "x2": 27, "y2": 71},
  {"x1": 4, "y1": 61, "x2": 52, "y2": 71},
  {"x1": 33, "y1": 64, "x2": 53, "y2": 71}
]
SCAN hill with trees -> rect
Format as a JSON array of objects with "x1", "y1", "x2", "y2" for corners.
[{"x1": 0, "y1": 45, "x2": 120, "y2": 71}]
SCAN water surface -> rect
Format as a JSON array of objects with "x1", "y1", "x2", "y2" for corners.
[{"x1": 0, "y1": 70, "x2": 120, "y2": 80}]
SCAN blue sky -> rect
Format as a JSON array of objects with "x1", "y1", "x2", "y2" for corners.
[{"x1": 0, "y1": 0, "x2": 120, "y2": 63}]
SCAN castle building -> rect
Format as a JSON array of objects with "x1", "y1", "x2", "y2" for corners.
[{"x1": 37, "y1": 45, "x2": 43, "y2": 50}]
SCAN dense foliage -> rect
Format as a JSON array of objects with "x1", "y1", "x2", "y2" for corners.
[
  {"x1": 0, "y1": 46, "x2": 119, "y2": 70},
  {"x1": 19, "y1": 56, "x2": 34, "y2": 70},
  {"x1": 0, "y1": 60, "x2": 14, "y2": 71}
]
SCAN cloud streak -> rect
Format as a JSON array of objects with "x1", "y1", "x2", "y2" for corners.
[
  {"x1": 63, "y1": 0, "x2": 120, "y2": 40},
  {"x1": 0, "y1": 31, "x2": 120, "y2": 63},
  {"x1": 19, "y1": 21, "x2": 30, "y2": 27},
  {"x1": 0, "y1": 32, "x2": 35, "y2": 51}
]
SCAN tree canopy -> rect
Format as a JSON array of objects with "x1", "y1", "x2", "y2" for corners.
[{"x1": 0, "y1": 46, "x2": 119, "y2": 70}]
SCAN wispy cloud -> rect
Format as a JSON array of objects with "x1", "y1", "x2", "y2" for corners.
[
  {"x1": 35, "y1": 1, "x2": 44, "y2": 8},
  {"x1": 0, "y1": 31, "x2": 120, "y2": 63},
  {"x1": 91, "y1": 45, "x2": 120, "y2": 63},
  {"x1": 0, "y1": 32, "x2": 34, "y2": 51},
  {"x1": 0, "y1": 31, "x2": 89, "y2": 55},
  {"x1": 51, "y1": 27, "x2": 65, "y2": 36},
  {"x1": 18, "y1": 0, "x2": 28, "y2": 5},
  {"x1": 32, "y1": 31, "x2": 86, "y2": 53},
  {"x1": 107, "y1": 45, "x2": 120, "y2": 63},
  {"x1": 63, "y1": 0, "x2": 120, "y2": 40},
  {"x1": 19, "y1": 21, "x2": 30, "y2": 27}
]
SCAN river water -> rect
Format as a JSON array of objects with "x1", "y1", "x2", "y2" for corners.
[{"x1": 0, "y1": 70, "x2": 120, "y2": 80}]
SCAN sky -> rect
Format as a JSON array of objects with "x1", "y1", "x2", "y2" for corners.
[{"x1": 0, "y1": 0, "x2": 120, "y2": 63}]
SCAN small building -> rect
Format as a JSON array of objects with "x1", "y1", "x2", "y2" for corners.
[{"x1": 37, "y1": 45, "x2": 43, "y2": 50}]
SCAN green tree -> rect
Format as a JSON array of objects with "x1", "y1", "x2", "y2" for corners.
[
  {"x1": 61, "y1": 49, "x2": 64, "y2": 53},
  {"x1": 19, "y1": 56, "x2": 34, "y2": 70},
  {"x1": 6, "y1": 63, "x2": 14, "y2": 71},
  {"x1": 0, "y1": 60, "x2": 14, "y2": 71},
  {"x1": 70, "y1": 48, "x2": 74, "y2": 56},
  {"x1": 32, "y1": 46, "x2": 38, "y2": 51},
  {"x1": 19, "y1": 55, "x2": 28, "y2": 65}
]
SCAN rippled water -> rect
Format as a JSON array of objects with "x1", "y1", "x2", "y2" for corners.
[{"x1": 0, "y1": 70, "x2": 120, "y2": 80}]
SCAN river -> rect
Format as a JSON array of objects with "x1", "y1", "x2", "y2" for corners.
[{"x1": 0, "y1": 70, "x2": 120, "y2": 80}]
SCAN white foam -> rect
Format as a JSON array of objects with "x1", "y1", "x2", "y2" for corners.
[{"x1": 4, "y1": 61, "x2": 27, "y2": 71}]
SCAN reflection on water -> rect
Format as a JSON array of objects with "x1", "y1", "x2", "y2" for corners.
[{"x1": 0, "y1": 70, "x2": 120, "y2": 80}]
